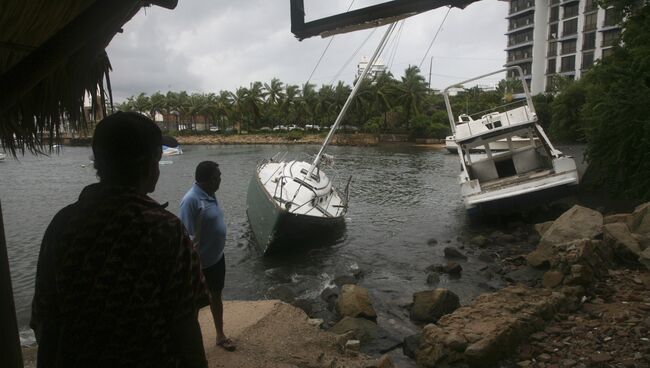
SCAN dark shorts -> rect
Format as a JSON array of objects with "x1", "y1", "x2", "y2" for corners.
[{"x1": 202, "y1": 256, "x2": 225, "y2": 294}]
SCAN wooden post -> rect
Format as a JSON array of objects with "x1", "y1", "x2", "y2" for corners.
[{"x1": 0, "y1": 200, "x2": 23, "y2": 368}]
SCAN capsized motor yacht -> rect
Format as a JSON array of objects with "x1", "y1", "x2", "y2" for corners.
[{"x1": 443, "y1": 67, "x2": 579, "y2": 214}]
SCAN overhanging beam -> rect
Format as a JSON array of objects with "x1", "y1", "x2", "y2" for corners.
[{"x1": 290, "y1": 0, "x2": 480, "y2": 40}]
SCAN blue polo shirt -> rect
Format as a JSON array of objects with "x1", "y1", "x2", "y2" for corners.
[{"x1": 179, "y1": 184, "x2": 226, "y2": 269}]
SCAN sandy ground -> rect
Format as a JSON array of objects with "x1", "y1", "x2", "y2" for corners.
[
  {"x1": 21, "y1": 300, "x2": 377, "y2": 368},
  {"x1": 200, "y1": 300, "x2": 375, "y2": 368}
]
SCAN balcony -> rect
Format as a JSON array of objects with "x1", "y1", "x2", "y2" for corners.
[
  {"x1": 505, "y1": 57, "x2": 533, "y2": 66},
  {"x1": 505, "y1": 41, "x2": 534, "y2": 51},
  {"x1": 506, "y1": 23, "x2": 534, "y2": 35},
  {"x1": 507, "y1": 6, "x2": 535, "y2": 19}
]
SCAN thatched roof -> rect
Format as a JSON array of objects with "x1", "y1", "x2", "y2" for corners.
[{"x1": 0, "y1": 0, "x2": 178, "y2": 156}]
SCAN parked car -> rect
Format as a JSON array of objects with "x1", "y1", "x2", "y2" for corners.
[
  {"x1": 273, "y1": 125, "x2": 288, "y2": 131},
  {"x1": 288, "y1": 125, "x2": 304, "y2": 131},
  {"x1": 259, "y1": 126, "x2": 272, "y2": 132},
  {"x1": 305, "y1": 124, "x2": 320, "y2": 131},
  {"x1": 338, "y1": 125, "x2": 359, "y2": 132},
  {"x1": 209, "y1": 126, "x2": 220, "y2": 132}
]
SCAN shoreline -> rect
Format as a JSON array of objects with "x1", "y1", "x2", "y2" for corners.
[{"x1": 174, "y1": 133, "x2": 445, "y2": 148}]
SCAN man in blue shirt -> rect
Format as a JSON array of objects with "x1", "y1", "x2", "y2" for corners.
[{"x1": 179, "y1": 161, "x2": 235, "y2": 351}]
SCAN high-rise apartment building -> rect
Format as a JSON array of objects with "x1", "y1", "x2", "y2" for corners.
[
  {"x1": 504, "y1": 0, "x2": 622, "y2": 94},
  {"x1": 357, "y1": 56, "x2": 387, "y2": 79}
]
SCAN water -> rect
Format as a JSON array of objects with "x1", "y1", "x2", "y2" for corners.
[{"x1": 2, "y1": 144, "x2": 507, "y2": 347}]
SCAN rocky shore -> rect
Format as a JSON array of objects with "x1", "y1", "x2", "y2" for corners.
[
  {"x1": 175, "y1": 133, "x2": 381, "y2": 146},
  {"x1": 282, "y1": 202, "x2": 650, "y2": 367},
  {"x1": 22, "y1": 203, "x2": 650, "y2": 367}
]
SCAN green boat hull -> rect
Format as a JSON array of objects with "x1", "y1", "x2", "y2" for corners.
[{"x1": 246, "y1": 171, "x2": 345, "y2": 255}]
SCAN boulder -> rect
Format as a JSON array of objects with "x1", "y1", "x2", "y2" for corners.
[
  {"x1": 402, "y1": 333, "x2": 422, "y2": 359},
  {"x1": 336, "y1": 285, "x2": 377, "y2": 321},
  {"x1": 426, "y1": 272, "x2": 440, "y2": 285},
  {"x1": 470, "y1": 235, "x2": 488, "y2": 248},
  {"x1": 534, "y1": 221, "x2": 554, "y2": 237},
  {"x1": 527, "y1": 206, "x2": 603, "y2": 268},
  {"x1": 604, "y1": 213, "x2": 630, "y2": 224},
  {"x1": 329, "y1": 317, "x2": 401, "y2": 355},
  {"x1": 416, "y1": 285, "x2": 567, "y2": 368},
  {"x1": 542, "y1": 270, "x2": 564, "y2": 289},
  {"x1": 444, "y1": 247, "x2": 467, "y2": 260},
  {"x1": 478, "y1": 251, "x2": 495, "y2": 263},
  {"x1": 603, "y1": 222, "x2": 643, "y2": 263},
  {"x1": 627, "y1": 202, "x2": 650, "y2": 234},
  {"x1": 640, "y1": 248, "x2": 650, "y2": 271},
  {"x1": 334, "y1": 275, "x2": 358, "y2": 287},
  {"x1": 445, "y1": 262, "x2": 463, "y2": 277},
  {"x1": 410, "y1": 288, "x2": 460, "y2": 323},
  {"x1": 267, "y1": 285, "x2": 296, "y2": 303}
]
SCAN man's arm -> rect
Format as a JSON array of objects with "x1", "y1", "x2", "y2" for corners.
[{"x1": 179, "y1": 196, "x2": 199, "y2": 239}]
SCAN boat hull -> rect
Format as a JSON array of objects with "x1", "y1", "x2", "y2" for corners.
[{"x1": 246, "y1": 170, "x2": 345, "y2": 255}]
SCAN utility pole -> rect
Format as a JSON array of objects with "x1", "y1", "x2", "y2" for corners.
[{"x1": 428, "y1": 56, "x2": 433, "y2": 90}]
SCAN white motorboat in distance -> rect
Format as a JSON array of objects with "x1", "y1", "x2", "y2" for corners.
[
  {"x1": 161, "y1": 135, "x2": 182, "y2": 156},
  {"x1": 443, "y1": 66, "x2": 579, "y2": 215},
  {"x1": 0, "y1": 152, "x2": 6, "y2": 161}
]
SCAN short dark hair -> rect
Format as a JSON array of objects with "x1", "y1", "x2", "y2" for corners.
[
  {"x1": 195, "y1": 161, "x2": 220, "y2": 183},
  {"x1": 92, "y1": 112, "x2": 162, "y2": 185}
]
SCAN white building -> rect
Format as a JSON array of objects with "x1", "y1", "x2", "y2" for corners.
[
  {"x1": 357, "y1": 56, "x2": 387, "y2": 79},
  {"x1": 503, "y1": 0, "x2": 622, "y2": 94}
]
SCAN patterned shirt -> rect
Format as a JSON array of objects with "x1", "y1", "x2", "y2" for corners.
[{"x1": 31, "y1": 183, "x2": 208, "y2": 368}]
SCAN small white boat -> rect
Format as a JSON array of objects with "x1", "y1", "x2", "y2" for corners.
[
  {"x1": 443, "y1": 67, "x2": 579, "y2": 215},
  {"x1": 0, "y1": 152, "x2": 5, "y2": 161},
  {"x1": 161, "y1": 136, "x2": 182, "y2": 156},
  {"x1": 162, "y1": 145, "x2": 182, "y2": 156}
]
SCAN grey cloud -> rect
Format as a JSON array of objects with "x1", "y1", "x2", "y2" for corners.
[{"x1": 107, "y1": 0, "x2": 508, "y2": 101}]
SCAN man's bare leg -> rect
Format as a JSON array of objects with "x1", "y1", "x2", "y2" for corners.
[{"x1": 210, "y1": 291, "x2": 235, "y2": 351}]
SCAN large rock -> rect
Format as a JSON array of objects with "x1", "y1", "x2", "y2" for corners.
[
  {"x1": 534, "y1": 221, "x2": 554, "y2": 237},
  {"x1": 604, "y1": 213, "x2": 630, "y2": 224},
  {"x1": 603, "y1": 222, "x2": 643, "y2": 263},
  {"x1": 410, "y1": 288, "x2": 460, "y2": 323},
  {"x1": 329, "y1": 317, "x2": 401, "y2": 355},
  {"x1": 640, "y1": 248, "x2": 650, "y2": 270},
  {"x1": 416, "y1": 285, "x2": 567, "y2": 368},
  {"x1": 627, "y1": 202, "x2": 650, "y2": 234},
  {"x1": 527, "y1": 206, "x2": 603, "y2": 267},
  {"x1": 336, "y1": 284, "x2": 377, "y2": 321}
]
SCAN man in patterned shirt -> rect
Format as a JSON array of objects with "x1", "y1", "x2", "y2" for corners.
[{"x1": 31, "y1": 112, "x2": 208, "y2": 368}]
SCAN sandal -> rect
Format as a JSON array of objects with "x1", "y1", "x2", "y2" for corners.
[{"x1": 217, "y1": 338, "x2": 236, "y2": 352}]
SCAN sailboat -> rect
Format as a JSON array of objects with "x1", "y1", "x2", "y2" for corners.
[{"x1": 246, "y1": 23, "x2": 397, "y2": 254}]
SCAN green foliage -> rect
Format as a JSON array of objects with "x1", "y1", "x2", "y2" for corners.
[
  {"x1": 286, "y1": 130, "x2": 305, "y2": 140},
  {"x1": 549, "y1": 81, "x2": 587, "y2": 142},
  {"x1": 532, "y1": 94, "x2": 554, "y2": 132},
  {"x1": 579, "y1": 1, "x2": 650, "y2": 199},
  {"x1": 363, "y1": 117, "x2": 382, "y2": 133},
  {"x1": 409, "y1": 113, "x2": 451, "y2": 139}
]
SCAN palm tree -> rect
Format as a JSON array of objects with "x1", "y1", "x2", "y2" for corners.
[
  {"x1": 397, "y1": 66, "x2": 428, "y2": 128},
  {"x1": 148, "y1": 91, "x2": 166, "y2": 125},
  {"x1": 373, "y1": 72, "x2": 398, "y2": 130},
  {"x1": 281, "y1": 84, "x2": 300, "y2": 125},
  {"x1": 243, "y1": 81, "x2": 266, "y2": 131},
  {"x1": 264, "y1": 78, "x2": 284, "y2": 124}
]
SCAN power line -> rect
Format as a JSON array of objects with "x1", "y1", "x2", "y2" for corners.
[
  {"x1": 306, "y1": 0, "x2": 356, "y2": 85},
  {"x1": 418, "y1": 6, "x2": 452, "y2": 69},
  {"x1": 329, "y1": 27, "x2": 377, "y2": 84}
]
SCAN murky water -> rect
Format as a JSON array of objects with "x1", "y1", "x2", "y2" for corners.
[{"x1": 2, "y1": 143, "x2": 565, "y2": 347}]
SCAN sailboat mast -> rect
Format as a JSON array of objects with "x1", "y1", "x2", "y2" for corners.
[{"x1": 307, "y1": 22, "x2": 396, "y2": 177}]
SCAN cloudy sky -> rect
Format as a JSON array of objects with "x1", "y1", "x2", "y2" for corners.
[{"x1": 106, "y1": 0, "x2": 508, "y2": 101}]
